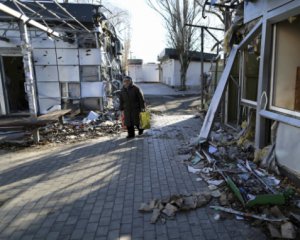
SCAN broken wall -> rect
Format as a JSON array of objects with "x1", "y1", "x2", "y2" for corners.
[{"x1": 0, "y1": 22, "x2": 107, "y2": 114}]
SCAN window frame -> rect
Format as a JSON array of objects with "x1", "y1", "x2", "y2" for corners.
[{"x1": 269, "y1": 24, "x2": 300, "y2": 118}]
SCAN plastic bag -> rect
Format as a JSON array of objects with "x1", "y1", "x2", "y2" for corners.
[
  {"x1": 140, "y1": 111, "x2": 151, "y2": 129},
  {"x1": 121, "y1": 111, "x2": 126, "y2": 129}
]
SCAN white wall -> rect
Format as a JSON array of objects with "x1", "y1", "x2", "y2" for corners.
[
  {"x1": 142, "y1": 63, "x2": 159, "y2": 82},
  {"x1": 161, "y1": 59, "x2": 211, "y2": 87},
  {"x1": 128, "y1": 65, "x2": 143, "y2": 82},
  {"x1": 161, "y1": 59, "x2": 175, "y2": 86}
]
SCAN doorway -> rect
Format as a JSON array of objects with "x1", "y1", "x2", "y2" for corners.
[{"x1": 2, "y1": 56, "x2": 29, "y2": 114}]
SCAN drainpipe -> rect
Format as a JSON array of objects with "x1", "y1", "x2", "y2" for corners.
[{"x1": 18, "y1": 21, "x2": 39, "y2": 142}]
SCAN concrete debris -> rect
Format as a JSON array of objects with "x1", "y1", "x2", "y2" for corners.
[
  {"x1": 211, "y1": 190, "x2": 222, "y2": 198},
  {"x1": 214, "y1": 213, "x2": 221, "y2": 221},
  {"x1": 219, "y1": 193, "x2": 228, "y2": 206},
  {"x1": 187, "y1": 165, "x2": 201, "y2": 174},
  {"x1": 140, "y1": 192, "x2": 212, "y2": 223},
  {"x1": 207, "y1": 180, "x2": 224, "y2": 186},
  {"x1": 267, "y1": 224, "x2": 282, "y2": 238},
  {"x1": 151, "y1": 209, "x2": 161, "y2": 224},
  {"x1": 281, "y1": 222, "x2": 297, "y2": 239},
  {"x1": 139, "y1": 203, "x2": 153, "y2": 212},
  {"x1": 0, "y1": 111, "x2": 122, "y2": 150},
  {"x1": 183, "y1": 117, "x2": 300, "y2": 236},
  {"x1": 162, "y1": 203, "x2": 178, "y2": 217}
]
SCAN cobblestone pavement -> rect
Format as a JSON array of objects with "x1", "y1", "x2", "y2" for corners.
[{"x1": 0, "y1": 113, "x2": 267, "y2": 240}]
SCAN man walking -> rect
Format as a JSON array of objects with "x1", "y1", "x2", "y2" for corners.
[{"x1": 119, "y1": 76, "x2": 145, "y2": 139}]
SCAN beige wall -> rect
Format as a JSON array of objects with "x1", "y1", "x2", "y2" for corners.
[{"x1": 273, "y1": 17, "x2": 300, "y2": 111}]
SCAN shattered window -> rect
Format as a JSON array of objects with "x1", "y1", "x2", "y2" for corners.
[
  {"x1": 77, "y1": 33, "x2": 97, "y2": 48},
  {"x1": 80, "y1": 66, "x2": 100, "y2": 81},
  {"x1": 241, "y1": 39, "x2": 260, "y2": 104},
  {"x1": 61, "y1": 82, "x2": 80, "y2": 99},
  {"x1": 272, "y1": 17, "x2": 300, "y2": 113}
]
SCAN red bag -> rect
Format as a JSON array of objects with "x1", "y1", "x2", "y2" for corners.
[{"x1": 121, "y1": 112, "x2": 126, "y2": 129}]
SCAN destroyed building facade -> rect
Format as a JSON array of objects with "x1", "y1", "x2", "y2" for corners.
[
  {"x1": 201, "y1": 0, "x2": 300, "y2": 180},
  {"x1": 0, "y1": 0, "x2": 122, "y2": 117}
]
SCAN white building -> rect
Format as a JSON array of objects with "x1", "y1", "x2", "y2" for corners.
[
  {"x1": 128, "y1": 60, "x2": 159, "y2": 83},
  {"x1": 158, "y1": 48, "x2": 216, "y2": 88},
  {"x1": 0, "y1": 1, "x2": 122, "y2": 116}
]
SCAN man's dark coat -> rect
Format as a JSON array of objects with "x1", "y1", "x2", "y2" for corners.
[{"x1": 119, "y1": 83, "x2": 145, "y2": 127}]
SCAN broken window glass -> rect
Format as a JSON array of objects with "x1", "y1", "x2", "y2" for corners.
[
  {"x1": 77, "y1": 33, "x2": 97, "y2": 48},
  {"x1": 60, "y1": 82, "x2": 80, "y2": 99},
  {"x1": 80, "y1": 66, "x2": 100, "y2": 81},
  {"x1": 241, "y1": 37, "x2": 260, "y2": 104},
  {"x1": 271, "y1": 16, "x2": 300, "y2": 113}
]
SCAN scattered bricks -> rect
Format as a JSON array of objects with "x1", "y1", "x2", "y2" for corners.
[
  {"x1": 267, "y1": 224, "x2": 281, "y2": 238},
  {"x1": 162, "y1": 203, "x2": 178, "y2": 217},
  {"x1": 150, "y1": 209, "x2": 161, "y2": 224}
]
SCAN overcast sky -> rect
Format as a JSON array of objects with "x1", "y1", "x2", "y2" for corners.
[{"x1": 105, "y1": 0, "x2": 166, "y2": 63}]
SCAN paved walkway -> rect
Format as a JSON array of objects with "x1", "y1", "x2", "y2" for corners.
[{"x1": 0, "y1": 114, "x2": 267, "y2": 240}]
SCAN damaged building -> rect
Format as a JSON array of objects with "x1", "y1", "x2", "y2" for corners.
[
  {"x1": 0, "y1": 0, "x2": 122, "y2": 117},
  {"x1": 200, "y1": 0, "x2": 300, "y2": 181}
]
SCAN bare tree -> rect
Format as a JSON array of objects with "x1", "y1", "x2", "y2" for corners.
[
  {"x1": 102, "y1": 2, "x2": 132, "y2": 73},
  {"x1": 147, "y1": 0, "x2": 202, "y2": 90}
]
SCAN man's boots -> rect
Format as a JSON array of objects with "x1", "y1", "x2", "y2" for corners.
[{"x1": 126, "y1": 126, "x2": 135, "y2": 139}]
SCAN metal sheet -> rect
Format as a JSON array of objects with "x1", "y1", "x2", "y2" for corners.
[
  {"x1": 80, "y1": 66, "x2": 99, "y2": 81},
  {"x1": 37, "y1": 82, "x2": 60, "y2": 98},
  {"x1": 33, "y1": 49, "x2": 57, "y2": 65},
  {"x1": 0, "y1": 37, "x2": 21, "y2": 48},
  {"x1": 38, "y1": 98, "x2": 61, "y2": 114},
  {"x1": 35, "y1": 66, "x2": 59, "y2": 82},
  {"x1": 56, "y1": 49, "x2": 79, "y2": 65},
  {"x1": 276, "y1": 122, "x2": 300, "y2": 175},
  {"x1": 79, "y1": 49, "x2": 101, "y2": 65},
  {"x1": 58, "y1": 66, "x2": 80, "y2": 82},
  {"x1": 31, "y1": 37, "x2": 55, "y2": 49},
  {"x1": 1, "y1": 30, "x2": 20, "y2": 37},
  {"x1": 55, "y1": 38, "x2": 78, "y2": 48},
  {"x1": 81, "y1": 82, "x2": 104, "y2": 97}
]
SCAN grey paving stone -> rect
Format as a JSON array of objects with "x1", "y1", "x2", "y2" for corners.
[{"x1": 0, "y1": 113, "x2": 268, "y2": 240}]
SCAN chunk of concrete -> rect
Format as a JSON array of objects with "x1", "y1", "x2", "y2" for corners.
[
  {"x1": 162, "y1": 203, "x2": 178, "y2": 217},
  {"x1": 151, "y1": 209, "x2": 161, "y2": 224},
  {"x1": 268, "y1": 224, "x2": 281, "y2": 238},
  {"x1": 281, "y1": 222, "x2": 296, "y2": 239}
]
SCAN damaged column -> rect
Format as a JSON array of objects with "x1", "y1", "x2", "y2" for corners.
[{"x1": 18, "y1": 21, "x2": 39, "y2": 142}]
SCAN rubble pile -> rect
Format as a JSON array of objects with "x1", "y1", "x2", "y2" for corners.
[
  {"x1": 139, "y1": 192, "x2": 212, "y2": 224},
  {"x1": 0, "y1": 111, "x2": 122, "y2": 150},
  {"x1": 179, "y1": 123, "x2": 300, "y2": 238}
]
